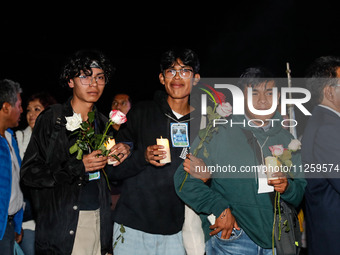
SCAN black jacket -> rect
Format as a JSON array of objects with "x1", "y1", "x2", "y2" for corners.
[
  {"x1": 20, "y1": 99, "x2": 113, "y2": 255},
  {"x1": 110, "y1": 90, "x2": 201, "y2": 235},
  {"x1": 302, "y1": 106, "x2": 340, "y2": 255}
]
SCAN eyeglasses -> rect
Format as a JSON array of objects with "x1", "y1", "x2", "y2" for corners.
[
  {"x1": 112, "y1": 101, "x2": 129, "y2": 107},
  {"x1": 78, "y1": 75, "x2": 106, "y2": 86},
  {"x1": 163, "y1": 68, "x2": 194, "y2": 79}
]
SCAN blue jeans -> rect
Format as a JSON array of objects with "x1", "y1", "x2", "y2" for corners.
[
  {"x1": 112, "y1": 223, "x2": 186, "y2": 255},
  {"x1": 0, "y1": 219, "x2": 15, "y2": 255},
  {"x1": 20, "y1": 229, "x2": 35, "y2": 255},
  {"x1": 205, "y1": 228, "x2": 276, "y2": 255}
]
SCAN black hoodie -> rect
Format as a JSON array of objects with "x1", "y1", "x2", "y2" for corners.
[{"x1": 110, "y1": 90, "x2": 201, "y2": 235}]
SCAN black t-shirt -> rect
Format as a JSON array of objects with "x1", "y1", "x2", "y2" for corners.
[{"x1": 78, "y1": 174, "x2": 100, "y2": 210}]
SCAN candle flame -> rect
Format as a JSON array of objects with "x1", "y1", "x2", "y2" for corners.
[{"x1": 104, "y1": 138, "x2": 116, "y2": 150}]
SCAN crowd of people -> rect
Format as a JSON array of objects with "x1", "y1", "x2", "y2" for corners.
[{"x1": 0, "y1": 48, "x2": 339, "y2": 255}]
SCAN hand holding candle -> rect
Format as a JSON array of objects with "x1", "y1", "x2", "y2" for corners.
[
  {"x1": 104, "y1": 138, "x2": 117, "y2": 165},
  {"x1": 265, "y1": 156, "x2": 280, "y2": 181},
  {"x1": 156, "y1": 136, "x2": 171, "y2": 164}
]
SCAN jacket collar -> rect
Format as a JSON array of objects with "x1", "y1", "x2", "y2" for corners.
[
  {"x1": 63, "y1": 97, "x2": 104, "y2": 133},
  {"x1": 317, "y1": 104, "x2": 340, "y2": 118},
  {"x1": 153, "y1": 90, "x2": 196, "y2": 122}
]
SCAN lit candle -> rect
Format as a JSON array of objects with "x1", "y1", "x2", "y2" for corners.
[
  {"x1": 104, "y1": 138, "x2": 116, "y2": 150},
  {"x1": 265, "y1": 156, "x2": 280, "y2": 180},
  {"x1": 156, "y1": 136, "x2": 171, "y2": 164},
  {"x1": 104, "y1": 138, "x2": 117, "y2": 165}
]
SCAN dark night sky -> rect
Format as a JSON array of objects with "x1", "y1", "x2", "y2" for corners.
[{"x1": 1, "y1": 2, "x2": 338, "y2": 131}]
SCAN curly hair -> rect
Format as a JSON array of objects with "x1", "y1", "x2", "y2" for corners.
[
  {"x1": 160, "y1": 48, "x2": 200, "y2": 74},
  {"x1": 60, "y1": 49, "x2": 115, "y2": 87},
  {"x1": 306, "y1": 56, "x2": 340, "y2": 105}
]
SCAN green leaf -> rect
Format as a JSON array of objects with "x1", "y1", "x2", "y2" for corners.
[
  {"x1": 98, "y1": 144, "x2": 107, "y2": 153},
  {"x1": 211, "y1": 127, "x2": 219, "y2": 133},
  {"x1": 69, "y1": 143, "x2": 78, "y2": 154},
  {"x1": 88, "y1": 111, "x2": 95, "y2": 124},
  {"x1": 283, "y1": 220, "x2": 290, "y2": 232},
  {"x1": 196, "y1": 142, "x2": 203, "y2": 151},
  {"x1": 93, "y1": 134, "x2": 103, "y2": 149},
  {"x1": 284, "y1": 159, "x2": 293, "y2": 167},
  {"x1": 207, "y1": 106, "x2": 213, "y2": 115},
  {"x1": 203, "y1": 146, "x2": 209, "y2": 158},
  {"x1": 207, "y1": 112, "x2": 218, "y2": 122},
  {"x1": 280, "y1": 150, "x2": 292, "y2": 161},
  {"x1": 78, "y1": 141, "x2": 88, "y2": 151},
  {"x1": 198, "y1": 129, "x2": 207, "y2": 140},
  {"x1": 86, "y1": 127, "x2": 95, "y2": 138},
  {"x1": 76, "y1": 148, "x2": 83, "y2": 160},
  {"x1": 81, "y1": 121, "x2": 89, "y2": 130}
]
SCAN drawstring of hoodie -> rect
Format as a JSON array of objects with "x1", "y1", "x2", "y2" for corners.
[{"x1": 164, "y1": 113, "x2": 194, "y2": 123}]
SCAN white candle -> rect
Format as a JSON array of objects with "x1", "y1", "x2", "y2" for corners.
[
  {"x1": 156, "y1": 136, "x2": 171, "y2": 164},
  {"x1": 105, "y1": 138, "x2": 117, "y2": 165},
  {"x1": 104, "y1": 138, "x2": 116, "y2": 150},
  {"x1": 265, "y1": 156, "x2": 280, "y2": 180}
]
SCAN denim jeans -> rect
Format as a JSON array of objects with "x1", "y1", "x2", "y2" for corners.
[
  {"x1": 20, "y1": 229, "x2": 35, "y2": 255},
  {"x1": 205, "y1": 228, "x2": 276, "y2": 255},
  {"x1": 0, "y1": 219, "x2": 15, "y2": 255},
  {"x1": 112, "y1": 223, "x2": 186, "y2": 255}
]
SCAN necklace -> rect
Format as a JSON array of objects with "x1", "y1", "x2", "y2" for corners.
[
  {"x1": 259, "y1": 136, "x2": 269, "y2": 150},
  {"x1": 256, "y1": 136, "x2": 269, "y2": 165}
]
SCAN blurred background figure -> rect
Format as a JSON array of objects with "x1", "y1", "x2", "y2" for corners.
[
  {"x1": 110, "y1": 93, "x2": 132, "y2": 213},
  {"x1": 111, "y1": 93, "x2": 131, "y2": 131},
  {"x1": 16, "y1": 92, "x2": 56, "y2": 255},
  {"x1": 16, "y1": 92, "x2": 57, "y2": 159},
  {"x1": 302, "y1": 56, "x2": 340, "y2": 255}
]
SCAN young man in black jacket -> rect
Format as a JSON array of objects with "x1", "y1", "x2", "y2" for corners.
[
  {"x1": 110, "y1": 49, "x2": 201, "y2": 255},
  {"x1": 20, "y1": 50, "x2": 129, "y2": 255}
]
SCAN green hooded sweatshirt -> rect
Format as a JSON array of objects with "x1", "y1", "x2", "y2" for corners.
[{"x1": 174, "y1": 112, "x2": 306, "y2": 248}]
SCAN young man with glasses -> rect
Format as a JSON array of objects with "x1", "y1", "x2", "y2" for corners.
[
  {"x1": 110, "y1": 48, "x2": 201, "y2": 255},
  {"x1": 21, "y1": 50, "x2": 129, "y2": 255}
]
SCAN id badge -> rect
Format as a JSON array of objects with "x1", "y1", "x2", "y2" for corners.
[
  {"x1": 257, "y1": 165, "x2": 274, "y2": 194},
  {"x1": 170, "y1": 123, "x2": 189, "y2": 147},
  {"x1": 88, "y1": 171, "x2": 100, "y2": 181}
]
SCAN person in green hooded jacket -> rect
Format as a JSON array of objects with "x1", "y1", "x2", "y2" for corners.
[{"x1": 174, "y1": 67, "x2": 306, "y2": 255}]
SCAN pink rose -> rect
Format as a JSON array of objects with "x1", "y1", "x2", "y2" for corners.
[
  {"x1": 269, "y1": 144, "x2": 284, "y2": 157},
  {"x1": 216, "y1": 102, "x2": 232, "y2": 117},
  {"x1": 109, "y1": 110, "x2": 127, "y2": 125}
]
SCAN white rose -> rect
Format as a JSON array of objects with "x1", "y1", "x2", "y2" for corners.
[
  {"x1": 216, "y1": 102, "x2": 232, "y2": 117},
  {"x1": 288, "y1": 139, "x2": 301, "y2": 152},
  {"x1": 65, "y1": 112, "x2": 82, "y2": 131}
]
